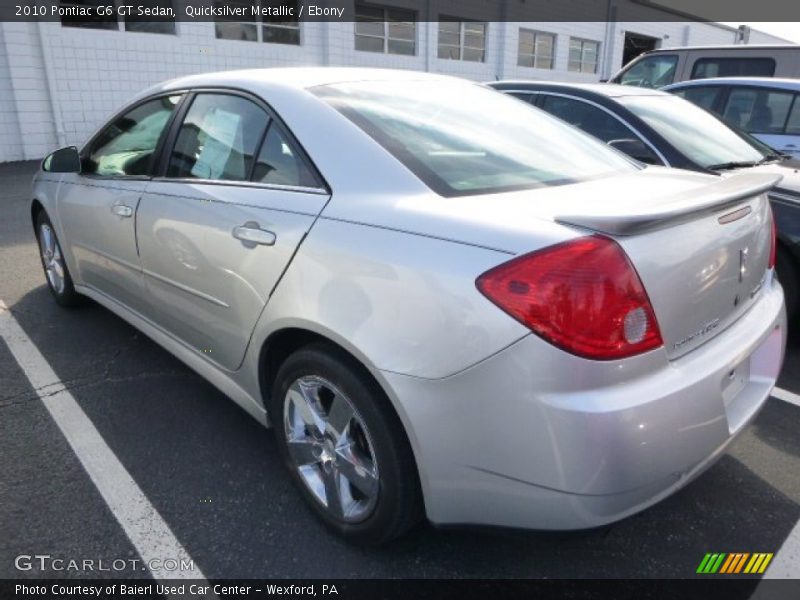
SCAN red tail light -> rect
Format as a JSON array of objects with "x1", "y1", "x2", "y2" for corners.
[
  {"x1": 476, "y1": 235, "x2": 663, "y2": 360},
  {"x1": 769, "y1": 209, "x2": 777, "y2": 269}
]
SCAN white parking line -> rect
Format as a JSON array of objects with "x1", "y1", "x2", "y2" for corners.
[
  {"x1": 764, "y1": 518, "x2": 800, "y2": 579},
  {"x1": 772, "y1": 386, "x2": 800, "y2": 408},
  {"x1": 0, "y1": 299, "x2": 206, "y2": 582}
]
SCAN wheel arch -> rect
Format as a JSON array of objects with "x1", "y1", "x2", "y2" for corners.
[{"x1": 256, "y1": 324, "x2": 428, "y2": 508}]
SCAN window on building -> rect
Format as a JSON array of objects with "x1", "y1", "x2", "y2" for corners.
[
  {"x1": 167, "y1": 94, "x2": 270, "y2": 181},
  {"x1": 722, "y1": 88, "x2": 795, "y2": 134},
  {"x1": 59, "y1": 0, "x2": 118, "y2": 30},
  {"x1": 568, "y1": 38, "x2": 600, "y2": 74},
  {"x1": 123, "y1": 0, "x2": 176, "y2": 35},
  {"x1": 438, "y1": 19, "x2": 486, "y2": 62},
  {"x1": 83, "y1": 95, "x2": 182, "y2": 177},
  {"x1": 517, "y1": 29, "x2": 555, "y2": 69},
  {"x1": 691, "y1": 57, "x2": 776, "y2": 80},
  {"x1": 355, "y1": 3, "x2": 416, "y2": 55},
  {"x1": 263, "y1": 0, "x2": 300, "y2": 45},
  {"x1": 214, "y1": 0, "x2": 258, "y2": 41}
]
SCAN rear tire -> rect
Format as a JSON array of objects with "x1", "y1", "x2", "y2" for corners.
[
  {"x1": 35, "y1": 211, "x2": 81, "y2": 307},
  {"x1": 270, "y1": 342, "x2": 423, "y2": 544},
  {"x1": 777, "y1": 246, "x2": 798, "y2": 320}
]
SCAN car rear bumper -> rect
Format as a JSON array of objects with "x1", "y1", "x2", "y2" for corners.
[{"x1": 382, "y1": 273, "x2": 786, "y2": 530}]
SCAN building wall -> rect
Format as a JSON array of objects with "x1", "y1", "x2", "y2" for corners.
[{"x1": 0, "y1": 15, "x2": 793, "y2": 162}]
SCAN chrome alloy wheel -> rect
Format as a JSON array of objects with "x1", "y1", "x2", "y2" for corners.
[
  {"x1": 283, "y1": 375, "x2": 379, "y2": 522},
  {"x1": 39, "y1": 223, "x2": 66, "y2": 295}
]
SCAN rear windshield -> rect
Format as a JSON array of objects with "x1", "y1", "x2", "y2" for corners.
[
  {"x1": 314, "y1": 81, "x2": 636, "y2": 197},
  {"x1": 619, "y1": 95, "x2": 766, "y2": 169}
]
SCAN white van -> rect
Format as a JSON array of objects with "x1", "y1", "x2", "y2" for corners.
[{"x1": 609, "y1": 45, "x2": 800, "y2": 89}]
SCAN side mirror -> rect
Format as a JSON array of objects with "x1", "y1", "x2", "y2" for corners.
[
  {"x1": 607, "y1": 138, "x2": 660, "y2": 165},
  {"x1": 43, "y1": 146, "x2": 81, "y2": 173}
]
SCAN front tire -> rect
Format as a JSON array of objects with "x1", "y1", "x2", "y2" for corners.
[
  {"x1": 35, "y1": 211, "x2": 81, "y2": 307},
  {"x1": 270, "y1": 343, "x2": 422, "y2": 544}
]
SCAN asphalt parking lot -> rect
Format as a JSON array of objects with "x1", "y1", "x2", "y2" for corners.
[{"x1": 1, "y1": 160, "x2": 799, "y2": 580}]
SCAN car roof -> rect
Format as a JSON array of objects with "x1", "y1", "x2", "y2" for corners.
[
  {"x1": 646, "y1": 44, "x2": 798, "y2": 52},
  {"x1": 157, "y1": 67, "x2": 461, "y2": 93},
  {"x1": 663, "y1": 77, "x2": 800, "y2": 91},
  {"x1": 490, "y1": 81, "x2": 671, "y2": 98}
]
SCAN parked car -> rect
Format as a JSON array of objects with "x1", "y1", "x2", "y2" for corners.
[
  {"x1": 33, "y1": 69, "x2": 785, "y2": 543},
  {"x1": 608, "y1": 45, "x2": 800, "y2": 89},
  {"x1": 663, "y1": 77, "x2": 800, "y2": 158},
  {"x1": 489, "y1": 80, "x2": 800, "y2": 317}
]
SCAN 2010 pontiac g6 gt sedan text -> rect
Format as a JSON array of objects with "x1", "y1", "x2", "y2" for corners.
[{"x1": 31, "y1": 68, "x2": 786, "y2": 543}]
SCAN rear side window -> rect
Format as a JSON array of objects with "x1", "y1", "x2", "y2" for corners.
[
  {"x1": 786, "y1": 98, "x2": 800, "y2": 135},
  {"x1": 252, "y1": 124, "x2": 321, "y2": 188},
  {"x1": 539, "y1": 95, "x2": 638, "y2": 144},
  {"x1": 167, "y1": 93, "x2": 269, "y2": 181},
  {"x1": 670, "y1": 86, "x2": 723, "y2": 113},
  {"x1": 722, "y1": 88, "x2": 794, "y2": 134},
  {"x1": 83, "y1": 95, "x2": 181, "y2": 177},
  {"x1": 617, "y1": 54, "x2": 678, "y2": 88},
  {"x1": 691, "y1": 57, "x2": 775, "y2": 79}
]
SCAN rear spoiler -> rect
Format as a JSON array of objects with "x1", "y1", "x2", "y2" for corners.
[{"x1": 556, "y1": 172, "x2": 782, "y2": 236}]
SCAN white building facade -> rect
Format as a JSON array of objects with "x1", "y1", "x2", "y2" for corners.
[{"x1": 0, "y1": 3, "x2": 791, "y2": 163}]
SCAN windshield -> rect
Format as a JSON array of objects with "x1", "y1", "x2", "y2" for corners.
[
  {"x1": 618, "y1": 95, "x2": 767, "y2": 169},
  {"x1": 315, "y1": 81, "x2": 636, "y2": 197}
]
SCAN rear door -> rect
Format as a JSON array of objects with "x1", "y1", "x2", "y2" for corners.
[{"x1": 136, "y1": 91, "x2": 329, "y2": 371}]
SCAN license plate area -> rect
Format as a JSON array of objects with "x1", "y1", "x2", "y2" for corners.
[{"x1": 722, "y1": 357, "x2": 752, "y2": 433}]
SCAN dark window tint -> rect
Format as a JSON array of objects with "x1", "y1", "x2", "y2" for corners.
[
  {"x1": 167, "y1": 94, "x2": 269, "y2": 181},
  {"x1": 252, "y1": 125, "x2": 320, "y2": 188},
  {"x1": 59, "y1": 0, "x2": 118, "y2": 29},
  {"x1": 123, "y1": 0, "x2": 175, "y2": 34},
  {"x1": 786, "y1": 98, "x2": 800, "y2": 135},
  {"x1": 671, "y1": 85, "x2": 723, "y2": 113},
  {"x1": 691, "y1": 57, "x2": 775, "y2": 79},
  {"x1": 617, "y1": 54, "x2": 677, "y2": 88},
  {"x1": 539, "y1": 95, "x2": 637, "y2": 144},
  {"x1": 505, "y1": 92, "x2": 534, "y2": 104},
  {"x1": 722, "y1": 88, "x2": 794, "y2": 133},
  {"x1": 83, "y1": 95, "x2": 181, "y2": 176}
]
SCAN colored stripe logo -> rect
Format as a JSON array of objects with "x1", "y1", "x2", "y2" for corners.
[{"x1": 697, "y1": 553, "x2": 773, "y2": 574}]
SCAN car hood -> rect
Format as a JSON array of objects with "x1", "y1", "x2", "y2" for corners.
[{"x1": 742, "y1": 160, "x2": 800, "y2": 198}]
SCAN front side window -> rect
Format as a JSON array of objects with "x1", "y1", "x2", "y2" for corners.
[
  {"x1": 568, "y1": 38, "x2": 600, "y2": 74},
  {"x1": 167, "y1": 94, "x2": 269, "y2": 181},
  {"x1": 315, "y1": 81, "x2": 635, "y2": 197},
  {"x1": 722, "y1": 88, "x2": 794, "y2": 134},
  {"x1": 83, "y1": 95, "x2": 181, "y2": 177},
  {"x1": 670, "y1": 85, "x2": 722, "y2": 113},
  {"x1": 619, "y1": 95, "x2": 766, "y2": 169},
  {"x1": 618, "y1": 54, "x2": 677, "y2": 88},
  {"x1": 517, "y1": 29, "x2": 555, "y2": 69},
  {"x1": 691, "y1": 57, "x2": 775, "y2": 79},
  {"x1": 355, "y1": 4, "x2": 416, "y2": 55},
  {"x1": 438, "y1": 19, "x2": 486, "y2": 62}
]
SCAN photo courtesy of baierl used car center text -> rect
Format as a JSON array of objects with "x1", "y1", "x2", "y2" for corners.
[{"x1": 1, "y1": 1, "x2": 800, "y2": 599}]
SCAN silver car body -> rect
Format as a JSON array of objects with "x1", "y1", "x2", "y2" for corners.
[{"x1": 31, "y1": 68, "x2": 786, "y2": 530}]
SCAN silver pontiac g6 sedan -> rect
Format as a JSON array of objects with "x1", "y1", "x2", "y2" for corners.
[{"x1": 32, "y1": 68, "x2": 786, "y2": 543}]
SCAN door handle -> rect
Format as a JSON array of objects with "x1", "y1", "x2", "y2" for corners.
[
  {"x1": 111, "y1": 203, "x2": 133, "y2": 218},
  {"x1": 232, "y1": 223, "x2": 276, "y2": 247}
]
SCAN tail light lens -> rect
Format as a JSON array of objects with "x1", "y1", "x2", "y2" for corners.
[
  {"x1": 769, "y1": 208, "x2": 777, "y2": 269},
  {"x1": 476, "y1": 235, "x2": 663, "y2": 360}
]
